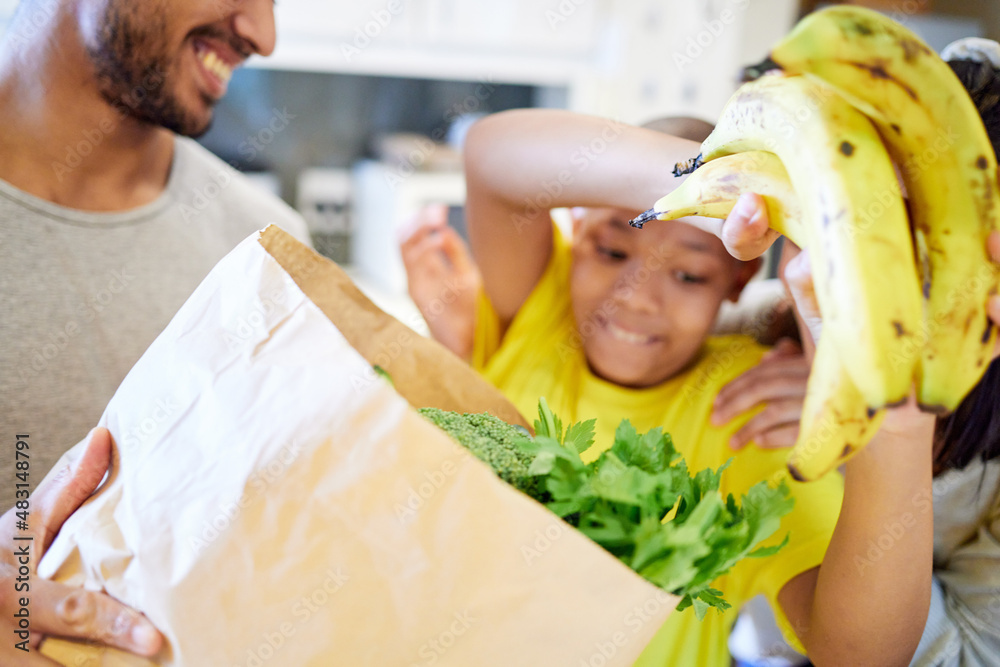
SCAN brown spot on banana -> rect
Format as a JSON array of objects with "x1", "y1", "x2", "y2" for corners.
[
  {"x1": 841, "y1": 445, "x2": 853, "y2": 458},
  {"x1": 892, "y1": 320, "x2": 906, "y2": 337},
  {"x1": 918, "y1": 402, "x2": 950, "y2": 416},
  {"x1": 899, "y1": 38, "x2": 931, "y2": 62},
  {"x1": 839, "y1": 141, "x2": 855, "y2": 156},
  {"x1": 982, "y1": 319, "x2": 995, "y2": 344},
  {"x1": 850, "y1": 20, "x2": 874, "y2": 36},
  {"x1": 890, "y1": 123, "x2": 902, "y2": 134},
  {"x1": 978, "y1": 155, "x2": 990, "y2": 170},
  {"x1": 848, "y1": 61, "x2": 919, "y2": 101},
  {"x1": 866, "y1": 406, "x2": 877, "y2": 419}
]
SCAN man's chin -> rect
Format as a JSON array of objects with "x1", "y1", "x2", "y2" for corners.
[{"x1": 125, "y1": 99, "x2": 215, "y2": 138}]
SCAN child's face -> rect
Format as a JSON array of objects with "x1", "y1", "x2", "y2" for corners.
[{"x1": 570, "y1": 207, "x2": 754, "y2": 388}]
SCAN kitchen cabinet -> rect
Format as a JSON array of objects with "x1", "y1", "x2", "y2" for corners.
[{"x1": 262, "y1": 0, "x2": 800, "y2": 124}]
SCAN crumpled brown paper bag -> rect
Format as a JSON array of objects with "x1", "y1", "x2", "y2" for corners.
[{"x1": 38, "y1": 226, "x2": 674, "y2": 666}]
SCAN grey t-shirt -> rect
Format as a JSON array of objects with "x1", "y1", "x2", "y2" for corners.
[
  {"x1": 0, "y1": 137, "x2": 310, "y2": 510},
  {"x1": 911, "y1": 458, "x2": 1000, "y2": 666}
]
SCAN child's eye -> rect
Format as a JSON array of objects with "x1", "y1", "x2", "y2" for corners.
[
  {"x1": 597, "y1": 245, "x2": 628, "y2": 261},
  {"x1": 675, "y1": 270, "x2": 707, "y2": 284}
]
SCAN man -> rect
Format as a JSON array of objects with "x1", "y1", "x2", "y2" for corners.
[
  {"x1": 0, "y1": 0, "x2": 307, "y2": 659},
  {"x1": 0, "y1": 0, "x2": 309, "y2": 507}
]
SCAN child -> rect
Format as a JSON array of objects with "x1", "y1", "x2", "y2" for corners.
[{"x1": 460, "y1": 110, "x2": 841, "y2": 667}]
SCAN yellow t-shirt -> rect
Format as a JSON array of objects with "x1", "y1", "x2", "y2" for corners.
[{"x1": 472, "y1": 225, "x2": 844, "y2": 667}]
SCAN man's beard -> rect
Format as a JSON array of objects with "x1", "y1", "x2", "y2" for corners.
[{"x1": 86, "y1": 3, "x2": 213, "y2": 138}]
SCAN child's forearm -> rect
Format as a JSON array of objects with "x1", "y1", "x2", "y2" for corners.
[
  {"x1": 784, "y1": 408, "x2": 935, "y2": 665},
  {"x1": 464, "y1": 109, "x2": 698, "y2": 212},
  {"x1": 463, "y1": 109, "x2": 699, "y2": 322}
]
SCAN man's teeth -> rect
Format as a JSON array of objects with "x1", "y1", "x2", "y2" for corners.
[
  {"x1": 606, "y1": 321, "x2": 656, "y2": 345},
  {"x1": 199, "y1": 50, "x2": 233, "y2": 84}
]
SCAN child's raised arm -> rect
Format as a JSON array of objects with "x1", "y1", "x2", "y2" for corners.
[{"x1": 462, "y1": 109, "x2": 697, "y2": 328}]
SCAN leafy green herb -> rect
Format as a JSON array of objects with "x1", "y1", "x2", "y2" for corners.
[
  {"x1": 373, "y1": 365, "x2": 394, "y2": 387},
  {"x1": 420, "y1": 399, "x2": 794, "y2": 618}
]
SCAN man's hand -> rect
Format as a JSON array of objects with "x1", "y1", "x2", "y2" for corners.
[
  {"x1": 711, "y1": 338, "x2": 810, "y2": 450},
  {"x1": 0, "y1": 428, "x2": 163, "y2": 664},
  {"x1": 399, "y1": 204, "x2": 482, "y2": 361}
]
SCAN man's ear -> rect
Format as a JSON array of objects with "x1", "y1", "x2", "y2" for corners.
[{"x1": 726, "y1": 257, "x2": 763, "y2": 303}]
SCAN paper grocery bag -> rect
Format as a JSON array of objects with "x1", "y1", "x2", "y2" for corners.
[{"x1": 38, "y1": 226, "x2": 675, "y2": 666}]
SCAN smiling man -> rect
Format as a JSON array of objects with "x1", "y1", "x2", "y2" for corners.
[{"x1": 0, "y1": 0, "x2": 308, "y2": 659}]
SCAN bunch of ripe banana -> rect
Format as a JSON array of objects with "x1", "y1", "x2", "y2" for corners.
[{"x1": 631, "y1": 6, "x2": 1000, "y2": 481}]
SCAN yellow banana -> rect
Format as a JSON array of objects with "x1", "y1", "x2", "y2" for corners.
[
  {"x1": 651, "y1": 151, "x2": 801, "y2": 236},
  {"x1": 768, "y1": 5, "x2": 1000, "y2": 414},
  {"x1": 786, "y1": 335, "x2": 886, "y2": 482},
  {"x1": 648, "y1": 150, "x2": 885, "y2": 480},
  {"x1": 696, "y1": 74, "x2": 923, "y2": 409}
]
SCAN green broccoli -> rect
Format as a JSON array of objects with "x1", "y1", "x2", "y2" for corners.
[
  {"x1": 417, "y1": 408, "x2": 544, "y2": 501},
  {"x1": 418, "y1": 401, "x2": 793, "y2": 619}
]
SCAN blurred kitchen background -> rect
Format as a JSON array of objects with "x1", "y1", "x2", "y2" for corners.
[{"x1": 0, "y1": 0, "x2": 994, "y2": 323}]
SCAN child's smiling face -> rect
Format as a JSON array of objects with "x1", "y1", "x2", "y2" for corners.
[{"x1": 570, "y1": 207, "x2": 757, "y2": 388}]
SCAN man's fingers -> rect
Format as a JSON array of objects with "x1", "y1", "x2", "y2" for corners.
[
  {"x1": 30, "y1": 580, "x2": 162, "y2": 657},
  {"x1": 33, "y1": 429, "x2": 113, "y2": 551},
  {"x1": 729, "y1": 399, "x2": 803, "y2": 450},
  {"x1": 987, "y1": 229, "x2": 1000, "y2": 263},
  {"x1": 2, "y1": 646, "x2": 56, "y2": 666},
  {"x1": 761, "y1": 337, "x2": 802, "y2": 361},
  {"x1": 720, "y1": 193, "x2": 780, "y2": 261},
  {"x1": 754, "y1": 423, "x2": 801, "y2": 449},
  {"x1": 712, "y1": 360, "x2": 809, "y2": 425}
]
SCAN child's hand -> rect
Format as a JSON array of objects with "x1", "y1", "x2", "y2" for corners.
[
  {"x1": 399, "y1": 205, "x2": 481, "y2": 361},
  {"x1": 781, "y1": 249, "x2": 823, "y2": 351},
  {"x1": 711, "y1": 338, "x2": 810, "y2": 450},
  {"x1": 718, "y1": 193, "x2": 782, "y2": 261}
]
